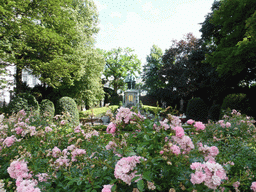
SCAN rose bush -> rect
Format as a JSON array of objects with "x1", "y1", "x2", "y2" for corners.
[{"x1": 0, "y1": 107, "x2": 256, "y2": 191}]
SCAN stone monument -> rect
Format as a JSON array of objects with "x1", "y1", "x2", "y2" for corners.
[{"x1": 124, "y1": 74, "x2": 139, "y2": 107}]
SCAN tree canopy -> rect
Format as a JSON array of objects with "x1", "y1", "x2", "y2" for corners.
[
  {"x1": 205, "y1": 0, "x2": 256, "y2": 86},
  {"x1": 142, "y1": 45, "x2": 165, "y2": 95},
  {"x1": 159, "y1": 33, "x2": 200, "y2": 98},
  {"x1": 0, "y1": 0, "x2": 101, "y2": 94},
  {"x1": 103, "y1": 47, "x2": 141, "y2": 95}
]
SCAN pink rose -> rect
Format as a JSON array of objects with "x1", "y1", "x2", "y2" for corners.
[
  {"x1": 187, "y1": 119, "x2": 195, "y2": 125},
  {"x1": 209, "y1": 146, "x2": 219, "y2": 157},
  {"x1": 3, "y1": 135, "x2": 16, "y2": 147},
  {"x1": 106, "y1": 122, "x2": 117, "y2": 134},
  {"x1": 170, "y1": 145, "x2": 180, "y2": 155},
  {"x1": 190, "y1": 171, "x2": 206, "y2": 184},
  {"x1": 251, "y1": 182, "x2": 256, "y2": 192},
  {"x1": 225, "y1": 122, "x2": 231, "y2": 128},
  {"x1": 173, "y1": 126, "x2": 184, "y2": 138},
  {"x1": 102, "y1": 184, "x2": 113, "y2": 192},
  {"x1": 194, "y1": 121, "x2": 205, "y2": 131}
]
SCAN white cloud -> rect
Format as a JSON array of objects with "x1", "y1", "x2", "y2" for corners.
[
  {"x1": 142, "y1": 2, "x2": 160, "y2": 16},
  {"x1": 110, "y1": 12, "x2": 122, "y2": 18},
  {"x1": 94, "y1": 0, "x2": 107, "y2": 12}
]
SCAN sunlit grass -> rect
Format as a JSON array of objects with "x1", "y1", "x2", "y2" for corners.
[{"x1": 79, "y1": 105, "x2": 119, "y2": 118}]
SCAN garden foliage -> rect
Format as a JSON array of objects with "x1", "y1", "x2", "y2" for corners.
[
  {"x1": 40, "y1": 99, "x2": 55, "y2": 121},
  {"x1": 207, "y1": 104, "x2": 221, "y2": 122},
  {"x1": 56, "y1": 97, "x2": 79, "y2": 127},
  {"x1": 7, "y1": 93, "x2": 39, "y2": 115},
  {"x1": 186, "y1": 97, "x2": 208, "y2": 123},
  {"x1": 220, "y1": 93, "x2": 251, "y2": 118},
  {"x1": 0, "y1": 107, "x2": 256, "y2": 192}
]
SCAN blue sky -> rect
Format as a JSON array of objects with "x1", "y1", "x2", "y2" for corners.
[{"x1": 94, "y1": 0, "x2": 215, "y2": 65}]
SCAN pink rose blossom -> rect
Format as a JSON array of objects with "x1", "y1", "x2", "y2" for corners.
[
  {"x1": 106, "y1": 122, "x2": 117, "y2": 134},
  {"x1": 173, "y1": 126, "x2": 184, "y2": 138},
  {"x1": 7, "y1": 159, "x2": 30, "y2": 180},
  {"x1": 232, "y1": 181, "x2": 240, "y2": 189},
  {"x1": 105, "y1": 141, "x2": 117, "y2": 150},
  {"x1": 116, "y1": 107, "x2": 134, "y2": 124},
  {"x1": 45, "y1": 126, "x2": 52, "y2": 132},
  {"x1": 225, "y1": 122, "x2": 231, "y2": 128},
  {"x1": 190, "y1": 162, "x2": 203, "y2": 170},
  {"x1": 251, "y1": 182, "x2": 256, "y2": 192},
  {"x1": 114, "y1": 156, "x2": 146, "y2": 185},
  {"x1": 52, "y1": 147, "x2": 62, "y2": 158},
  {"x1": 160, "y1": 119, "x2": 169, "y2": 130},
  {"x1": 194, "y1": 121, "x2": 205, "y2": 131},
  {"x1": 15, "y1": 127, "x2": 23, "y2": 134},
  {"x1": 102, "y1": 184, "x2": 113, "y2": 192},
  {"x1": 60, "y1": 120, "x2": 66, "y2": 125},
  {"x1": 159, "y1": 150, "x2": 164, "y2": 155},
  {"x1": 187, "y1": 119, "x2": 195, "y2": 125},
  {"x1": 190, "y1": 171, "x2": 206, "y2": 184},
  {"x1": 3, "y1": 135, "x2": 16, "y2": 147},
  {"x1": 170, "y1": 145, "x2": 180, "y2": 155},
  {"x1": 209, "y1": 146, "x2": 219, "y2": 157},
  {"x1": 16, "y1": 179, "x2": 41, "y2": 192}
]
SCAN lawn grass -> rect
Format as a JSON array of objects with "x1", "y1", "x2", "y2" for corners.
[{"x1": 79, "y1": 105, "x2": 119, "y2": 118}]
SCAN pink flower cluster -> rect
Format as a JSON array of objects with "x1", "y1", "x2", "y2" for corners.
[
  {"x1": 73, "y1": 125, "x2": 99, "y2": 139},
  {"x1": 35, "y1": 173, "x2": 50, "y2": 182},
  {"x1": 16, "y1": 179, "x2": 40, "y2": 192},
  {"x1": 7, "y1": 159, "x2": 31, "y2": 180},
  {"x1": 153, "y1": 119, "x2": 170, "y2": 132},
  {"x1": 172, "y1": 126, "x2": 184, "y2": 138},
  {"x1": 71, "y1": 148, "x2": 86, "y2": 162},
  {"x1": 217, "y1": 120, "x2": 231, "y2": 128},
  {"x1": 194, "y1": 121, "x2": 205, "y2": 131},
  {"x1": 105, "y1": 141, "x2": 117, "y2": 150},
  {"x1": 7, "y1": 159, "x2": 41, "y2": 192},
  {"x1": 171, "y1": 135, "x2": 194, "y2": 154},
  {"x1": 197, "y1": 143, "x2": 219, "y2": 161},
  {"x1": 45, "y1": 126, "x2": 53, "y2": 133},
  {"x1": 3, "y1": 135, "x2": 16, "y2": 147},
  {"x1": 102, "y1": 184, "x2": 113, "y2": 192},
  {"x1": 50, "y1": 145, "x2": 87, "y2": 168},
  {"x1": 106, "y1": 122, "x2": 117, "y2": 134},
  {"x1": 169, "y1": 115, "x2": 182, "y2": 129},
  {"x1": 251, "y1": 182, "x2": 256, "y2": 192},
  {"x1": 190, "y1": 160, "x2": 227, "y2": 189},
  {"x1": 114, "y1": 156, "x2": 146, "y2": 185},
  {"x1": 170, "y1": 145, "x2": 181, "y2": 155},
  {"x1": 186, "y1": 119, "x2": 206, "y2": 131},
  {"x1": 160, "y1": 119, "x2": 170, "y2": 130},
  {"x1": 115, "y1": 107, "x2": 135, "y2": 124}
]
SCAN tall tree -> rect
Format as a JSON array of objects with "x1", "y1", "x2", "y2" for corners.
[
  {"x1": 57, "y1": 48, "x2": 105, "y2": 107},
  {"x1": 142, "y1": 45, "x2": 165, "y2": 95},
  {"x1": 205, "y1": 0, "x2": 256, "y2": 87},
  {"x1": 0, "y1": 0, "x2": 100, "y2": 94},
  {"x1": 159, "y1": 33, "x2": 200, "y2": 98},
  {"x1": 103, "y1": 47, "x2": 141, "y2": 95}
]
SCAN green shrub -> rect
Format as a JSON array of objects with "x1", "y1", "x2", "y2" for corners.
[
  {"x1": 40, "y1": 99, "x2": 55, "y2": 120},
  {"x1": 7, "y1": 93, "x2": 39, "y2": 115},
  {"x1": 208, "y1": 104, "x2": 221, "y2": 121},
  {"x1": 186, "y1": 97, "x2": 208, "y2": 123},
  {"x1": 56, "y1": 97, "x2": 79, "y2": 127},
  {"x1": 109, "y1": 95, "x2": 122, "y2": 105},
  {"x1": 220, "y1": 93, "x2": 251, "y2": 118}
]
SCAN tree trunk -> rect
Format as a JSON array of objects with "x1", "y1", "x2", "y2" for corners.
[
  {"x1": 15, "y1": 66, "x2": 23, "y2": 95},
  {"x1": 113, "y1": 82, "x2": 118, "y2": 95}
]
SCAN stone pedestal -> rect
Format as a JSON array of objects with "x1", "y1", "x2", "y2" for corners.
[{"x1": 124, "y1": 89, "x2": 139, "y2": 107}]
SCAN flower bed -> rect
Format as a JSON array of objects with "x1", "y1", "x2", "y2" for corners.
[{"x1": 0, "y1": 108, "x2": 256, "y2": 191}]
